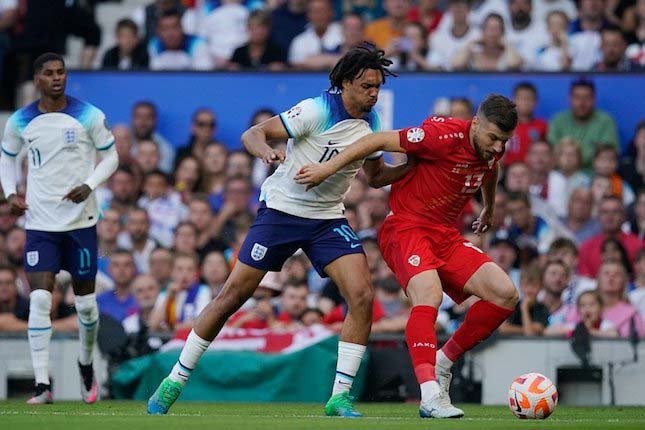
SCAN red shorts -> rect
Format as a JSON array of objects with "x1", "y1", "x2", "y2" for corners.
[{"x1": 377, "y1": 216, "x2": 492, "y2": 304}]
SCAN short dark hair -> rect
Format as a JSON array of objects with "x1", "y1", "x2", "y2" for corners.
[
  {"x1": 570, "y1": 77, "x2": 595, "y2": 95},
  {"x1": 159, "y1": 8, "x2": 182, "y2": 22},
  {"x1": 329, "y1": 42, "x2": 395, "y2": 92},
  {"x1": 248, "y1": 9, "x2": 272, "y2": 27},
  {"x1": 116, "y1": 18, "x2": 138, "y2": 34},
  {"x1": 191, "y1": 107, "x2": 216, "y2": 124},
  {"x1": 133, "y1": 101, "x2": 157, "y2": 116},
  {"x1": 593, "y1": 143, "x2": 618, "y2": 159},
  {"x1": 507, "y1": 191, "x2": 531, "y2": 207},
  {"x1": 548, "y1": 238, "x2": 578, "y2": 256},
  {"x1": 451, "y1": 97, "x2": 473, "y2": 113},
  {"x1": 513, "y1": 81, "x2": 537, "y2": 97},
  {"x1": 144, "y1": 169, "x2": 170, "y2": 184},
  {"x1": 114, "y1": 164, "x2": 136, "y2": 178},
  {"x1": 34, "y1": 52, "x2": 65, "y2": 74},
  {"x1": 601, "y1": 24, "x2": 626, "y2": 42},
  {"x1": 477, "y1": 94, "x2": 518, "y2": 133}
]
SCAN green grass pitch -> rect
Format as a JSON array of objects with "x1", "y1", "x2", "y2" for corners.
[{"x1": 1, "y1": 401, "x2": 644, "y2": 430}]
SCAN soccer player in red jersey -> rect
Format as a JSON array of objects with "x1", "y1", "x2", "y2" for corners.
[{"x1": 295, "y1": 94, "x2": 520, "y2": 418}]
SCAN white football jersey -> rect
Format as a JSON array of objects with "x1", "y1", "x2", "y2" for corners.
[
  {"x1": 260, "y1": 90, "x2": 382, "y2": 219},
  {"x1": 1, "y1": 97, "x2": 115, "y2": 232}
]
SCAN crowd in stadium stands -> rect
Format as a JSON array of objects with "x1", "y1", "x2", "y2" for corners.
[{"x1": 0, "y1": 1, "x2": 643, "y2": 356}]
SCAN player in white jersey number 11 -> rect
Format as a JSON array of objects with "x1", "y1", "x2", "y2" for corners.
[
  {"x1": 0, "y1": 53, "x2": 119, "y2": 404},
  {"x1": 147, "y1": 42, "x2": 413, "y2": 417}
]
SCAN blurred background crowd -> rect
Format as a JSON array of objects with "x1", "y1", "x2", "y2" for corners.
[
  {"x1": 0, "y1": 0, "x2": 643, "y2": 362},
  {"x1": 0, "y1": 0, "x2": 644, "y2": 107}
]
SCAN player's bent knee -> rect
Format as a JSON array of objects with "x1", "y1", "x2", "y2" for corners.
[
  {"x1": 495, "y1": 280, "x2": 519, "y2": 308},
  {"x1": 345, "y1": 284, "x2": 374, "y2": 310}
]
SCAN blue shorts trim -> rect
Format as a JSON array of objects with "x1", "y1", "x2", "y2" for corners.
[
  {"x1": 237, "y1": 204, "x2": 364, "y2": 277},
  {"x1": 24, "y1": 226, "x2": 98, "y2": 280}
]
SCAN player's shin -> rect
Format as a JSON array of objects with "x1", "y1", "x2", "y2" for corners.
[
  {"x1": 28, "y1": 290, "x2": 53, "y2": 386},
  {"x1": 168, "y1": 329, "x2": 211, "y2": 385},
  {"x1": 406, "y1": 305, "x2": 441, "y2": 400},
  {"x1": 75, "y1": 293, "x2": 99, "y2": 366},
  {"x1": 440, "y1": 300, "x2": 513, "y2": 363}
]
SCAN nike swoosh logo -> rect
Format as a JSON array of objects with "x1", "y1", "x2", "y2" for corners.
[
  {"x1": 327, "y1": 140, "x2": 341, "y2": 145},
  {"x1": 350, "y1": 243, "x2": 361, "y2": 248},
  {"x1": 178, "y1": 372, "x2": 190, "y2": 378},
  {"x1": 28, "y1": 137, "x2": 38, "y2": 143}
]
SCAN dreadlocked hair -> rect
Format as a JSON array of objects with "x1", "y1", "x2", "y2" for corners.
[{"x1": 328, "y1": 42, "x2": 396, "y2": 92}]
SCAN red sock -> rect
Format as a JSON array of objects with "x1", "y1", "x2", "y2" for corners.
[
  {"x1": 405, "y1": 305, "x2": 438, "y2": 384},
  {"x1": 442, "y1": 300, "x2": 513, "y2": 362}
]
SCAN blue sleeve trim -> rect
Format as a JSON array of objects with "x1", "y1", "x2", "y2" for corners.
[
  {"x1": 279, "y1": 113, "x2": 295, "y2": 138},
  {"x1": 1, "y1": 147, "x2": 18, "y2": 157},
  {"x1": 97, "y1": 139, "x2": 115, "y2": 151}
]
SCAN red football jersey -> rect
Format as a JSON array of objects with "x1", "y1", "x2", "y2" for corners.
[{"x1": 391, "y1": 117, "x2": 502, "y2": 227}]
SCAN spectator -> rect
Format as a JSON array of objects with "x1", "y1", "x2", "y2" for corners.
[
  {"x1": 596, "y1": 261, "x2": 644, "y2": 337},
  {"x1": 247, "y1": 109, "x2": 283, "y2": 188},
  {"x1": 135, "y1": 140, "x2": 162, "y2": 174},
  {"x1": 211, "y1": 177, "x2": 256, "y2": 246},
  {"x1": 533, "y1": 0, "x2": 578, "y2": 23},
  {"x1": 181, "y1": 0, "x2": 219, "y2": 35},
  {"x1": 173, "y1": 221, "x2": 200, "y2": 255},
  {"x1": 133, "y1": 0, "x2": 185, "y2": 42},
  {"x1": 226, "y1": 149, "x2": 254, "y2": 179},
  {"x1": 504, "y1": 82, "x2": 548, "y2": 166},
  {"x1": 526, "y1": 141, "x2": 557, "y2": 203},
  {"x1": 4, "y1": 226, "x2": 27, "y2": 295},
  {"x1": 534, "y1": 10, "x2": 572, "y2": 71},
  {"x1": 149, "y1": 252, "x2": 211, "y2": 332},
  {"x1": 228, "y1": 272, "x2": 282, "y2": 329},
  {"x1": 138, "y1": 171, "x2": 188, "y2": 249},
  {"x1": 487, "y1": 236, "x2": 521, "y2": 289},
  {"x1": 569, "y1": 0, "x2": 608, "y2": 70},
  {"x1": 148, "y1": 9, "x2": 213, "y2": 71},
  {"x1": 550, "y1": 139, "x2": 591, "y2": 217},
  {"x1": 427, "y1": 0, "x2": 480, "y2": 70},
  {"x1": 97, "y1": 249, "x2": 139, "y2": 324},
  {"x1": 506, "y1": 191, "x2": 552, "y2": 254},
  {"x1": 174, "y1": 156, "x2": 202, "y2": 204},
  {"x1": 371, "y1": 276, "x2": 410, "y2": 333},
  {"x1": 0, "y1": 198, "x2": 17, "y2": 237},
  {"x1": 601, "y1": 236, "x2": 634, "y2": 277},
  {"x1": 201, "y1": 250, "x2": 230, "y2": 297},
  {"x1": 625, "y1": 0, "x2": 645, "y2": 65},
  {"x1": 188, "y1": 195, "x2": 227, "y2": 259},
  {"x1": 111, "y1": 125, "x2": 137, "y2": 168},
  {"x1": 276, "y1": 282, "x2": 309, "y2": 327},
  {"x1": 619, "y1": 121, "x2": 645, "y2": 192},
  {"x1": 546, "y1": 238, "x2": 598, "y2": 306},
  {"x1": 448, "y1": 97, "x2": 473, "y2": 120},
  {"x1": 545, "y1": 290, "x2": 619, "y2": 337},
  {"x1": 301, "y1": 308, "x2": 324, "y2": 326},
  {"x1": 131, "y1": 101, "x2": 175, "y2": 174},
  {"x1": 97, "y1": 208, "x2": 122, "y2": 286},
  {"x1": 0, "y1": 0, "x2": 17, "y2": 91},
  {"x1": 388, "y1": 22, "x2": 433, "y2": 71},
  {"x1": 560, "y1": 188, "x2": 602, "y2": 245},
  {"x1": 452, "y1": 13, "x2": 523, "y2": 71},
  {"x1": 540, "y1": 259, "x2": 572, "y2": 326},
  {"x1": 122, "y1": 274, "x2": 161, "y2": 335},
  {"x1": 590, "y1": 174, "x2": 614, "y2": 215},
  {"x1": 0, "y1": 264, "x2": 28, "y2": 331},
  {"x1": 288, "y1": 0, "x2": 342, "y2": 68},
  {"x1": 628, "y1": 249, "x2": 645, "y2": 315},
  {"x1": 201, "y1": 141, "x2": 229, "y2": 195},
  {"x1": 229, "y1": 9, "x2": 288, "y2": 70},
  {"x1": 499, "y1": 264, "x2": 550, "y2": 336},
  {"x1": 629, "y1": 189, "x2": 645, "y2": 239},
  {"x1": 407, "y1": 0, "x2": 443, "y2": 34},
  {"x1": 592, "y1": 144, "x2": 636, "y2": 207},
  {"x1": 176, "y1": 108, "x2": 219, "y2": 168},
  {"x1": 594, "y1": 25, "x2": 643, "y2": 70},
  {"x1": 117, "y1": 207, "x2": 158, "y2": 274},
  {"x1": 548, "y1": 79, "x2": 620, "y2": 170},
  {"x1": 149, "y1": 247, "x2": 174, "y2": 290},
  {"x1": 505, "y1": 0, "x2": 549, "y2": 68},
  {"x1": 365, "y1": 0, "x2": 412, "y2": 53},
  {"x1": 357, "y1": 188, "x2": 390, "y2": 235},
  {"x1": 200, "y1": 0, "x2": 249, "y2": 68},
  {"x1": 103, "y1": 165, "x2": 139, "y2": 218},
  {"x1": 578, "y1": 196, "x2": 643, "y2": 278},
  {"x1": 296, "y1": 12, "x2": 366, "y2": 70},
  {"x1": 102, "y1": 18, "x2": 149, "y2": 70},
  {"x1": 270, "y1": 0, "x2": 308, "y2": 55}
]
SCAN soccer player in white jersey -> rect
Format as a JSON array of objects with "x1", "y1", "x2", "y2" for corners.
[
  {"x1": 0, "y1": 53, "x2": 119, "y2": 404},
  {"x1": 148, "y1": 43, "x2": 410, "y2": 417}
]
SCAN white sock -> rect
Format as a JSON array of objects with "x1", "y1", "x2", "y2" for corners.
[
  {"x1": 75, "y1": 293, "x2": 99, "y2": 366},
  {"x1": 169, "y1": 330, "x2": 211, "y2": 385},
  {"x1": 331, "y1": 341, "x2": 366, "y2": 395},
  {"x1": 28, "y1": 290, "x2": 52, "y2": 385},
  {"x1": 436, "y1": 349, "x2": 454, "y2": 372},
  {"x1": 420, "y1": 380, "x2": 441, "y2": 401}
]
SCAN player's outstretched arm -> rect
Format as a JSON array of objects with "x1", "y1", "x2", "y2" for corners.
[
  {"x1": 241, "y1": 116, "x2": 289, "y2": 165},
  {"x1": 362, "y1": 156, "x2": 414, "y2": 189},
  {"x1": 294, "y1": 131, "x2": 403, "y2": 189}
]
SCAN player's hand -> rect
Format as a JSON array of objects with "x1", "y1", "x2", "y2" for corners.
[
  {"x1": 472, "y1": 206, "x2": 493, "y2": 235},
  {"x1": 294, "y1": 163, "x2": 333, "y2": 190},
  {"x1": 63, "y1": 184, "x2": 92, "y2": 203},
  {"x1": 262, "y1": 148, "x2": 286, "y2": 165},
  {"x1": 7, "y1": 194, "x2": 28, "y2": 216}
]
